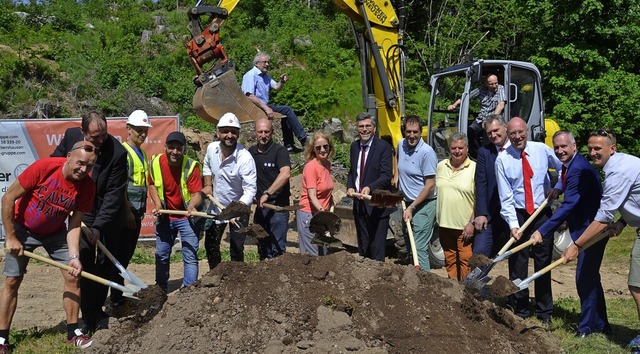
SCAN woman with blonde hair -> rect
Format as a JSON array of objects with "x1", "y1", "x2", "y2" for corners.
[{"x1": 296, "y1": 131, "x2": 336, "y2": 255}]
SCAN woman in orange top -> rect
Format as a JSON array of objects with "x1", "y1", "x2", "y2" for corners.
[{"x1": 296, "y1": 131, "x2": 336, "y2": 256}]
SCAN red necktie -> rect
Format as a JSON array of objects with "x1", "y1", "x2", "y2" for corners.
[
  {"x1": 359, "y1": 145, "x2": 368, "y2": 192},
  {"x1": 521, "y1": 150, "x2": 535, "y2": 214},
  {"x1": 561, "y1": 165, "x2": 567, "y2": 188}
]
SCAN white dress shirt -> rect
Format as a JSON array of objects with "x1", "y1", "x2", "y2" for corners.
[
  {"x1": 595, "y1": 152, "x2": 640, "y2": 227},
  {"x1": 495, "y1": 141, "x2": 562, "y2": 229},
  {"x1": 202, "y1": 141, "x2": 257, "y2": 212}
]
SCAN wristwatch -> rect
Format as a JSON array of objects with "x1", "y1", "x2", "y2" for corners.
[{"x1": 263, "y1": 190, "x2": 271, "y2": 197}]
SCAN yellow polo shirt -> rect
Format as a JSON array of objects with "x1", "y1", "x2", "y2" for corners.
[{"x1": 436, "y1": 157, "x2": 476, "y2": 230}]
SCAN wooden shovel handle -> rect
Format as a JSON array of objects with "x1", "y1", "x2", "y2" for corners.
[
  {"x1": 401, "y1": 201, "x2": 420, "y2": 269},
  {"x1": 350, "y1": 192, "x2": 372, "y2": 200},
  {"x1": 157, "y1": 209, "x2": 215, "y2": 219},
  {"x1": 530, "y1": 231, "x2": 609, "y2": 278},
  {"x1": 496, "y1": 196, "x2": 550, "y2": 255},
  {"x1": 24, "y1": 250, "x2": 110, "y2": 286},
  {"x1": 262, "y1": 203, "x2": 282, "y2": 211}
]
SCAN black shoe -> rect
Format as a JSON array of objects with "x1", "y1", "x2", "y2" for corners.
[
  {"x1": 287, "y1": 146, "x2": 303, "y2": 154},
  {"x1": 538, "y1": 317, "x2": 552, "y2": 329},
  {"x1": 599, "y1": 325, "x2": 612, "y2": 336}
]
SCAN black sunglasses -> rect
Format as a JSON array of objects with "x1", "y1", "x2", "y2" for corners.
[{"x1": 315, "y1": 144, "x2": 330, "y2": 152}]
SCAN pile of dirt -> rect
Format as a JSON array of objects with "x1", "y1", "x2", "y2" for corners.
[{"x1": 89, "y1": 251, "x2": 560, "y2": 353}]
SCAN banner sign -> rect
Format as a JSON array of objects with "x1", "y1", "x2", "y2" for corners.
[{"x1": 0, "y1": 116, "x2": 180, "y2": 240}]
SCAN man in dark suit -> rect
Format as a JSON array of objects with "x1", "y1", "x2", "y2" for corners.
[
  {"x1": 346, "y1": 112, "x2": 394, "y2": 261},
  {"x1": 51, "y1": 111, "x2": 128, "y2": 332},
  {"x1": 473, "y1": 114, "x2": 510, "y2": 257},
  {"x1": 531, "y1": 130, "x2": 608, "y2": 337}
]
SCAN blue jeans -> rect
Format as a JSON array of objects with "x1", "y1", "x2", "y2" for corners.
[
  {"x1": 254, "y1": 208, "x2": 289, "y2": 259},
  {"x1": 269, "y1": 105, "x2": 307, "y2": 147},
  {"x1": 155, "y1": 217, "x2": 199, "y2": 291}
]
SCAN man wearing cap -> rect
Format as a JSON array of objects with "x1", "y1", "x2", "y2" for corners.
[
  {"x1": 242, "y1": 52, "x2": 308, "y2": 153},
  {"x1": 109, "y1": 110, "x2": 152, "y2": 310},
  {"x1": 1, "y1": 141, "x2": 97, "y2": 351},
  {"x1": 202, "y1": 113, "x2": 257, "y2": 268},
  {"x1": 148, "y1": 131, "x2": 203, "y2": 291},
  {"x1": 51, "y1": 111, "x2": 127, "y2": 333},
  {"x1": 249, "y1": 118, "x2": 291, "y2": 259}
]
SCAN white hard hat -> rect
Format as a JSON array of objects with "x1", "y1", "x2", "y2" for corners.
[
  {"x1": 217, "y1": 112, "x2": 241, "y2": 129},
  {"x1": 127, "y1": 110, "x2": 152, "y2": 127}
]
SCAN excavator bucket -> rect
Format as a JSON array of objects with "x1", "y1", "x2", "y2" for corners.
[{"x1": 192, "y1": 67, "x2": 269, "y2": 124}]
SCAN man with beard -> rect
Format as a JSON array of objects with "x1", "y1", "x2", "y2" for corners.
[
  {"x1": 495, "y1": 117, "x2": 562, "y2": 326},
  {"x1": 249, "y1": 118, "x2": 291, "y2": 259},
  {"x1": 1, "y1": 142, "x2": 97, "y2": 351},
  {"x1": 242, "y1": 52, "x2": 308, "y2": 153},
  {"x1": 202, "y1": 113, "x2": 257, "y2": 269},
  {"x1": 473, "y1": 114, "x2": 510, "y2": 257},
  {"x1": 51, "y1": 111, "x2": 127, "y2": 333},
  {"x1": 395, "y1": 115, "x2": 437, "y2": 270},
  {"x1": 148, "y1": 131, "x2": 203, "y2": 292},
  {"x1": 346, "y1": 112, "x2": 394, "y2": 261}
]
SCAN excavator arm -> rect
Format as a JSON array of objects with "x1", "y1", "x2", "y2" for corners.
[{"x1": 184, "y1": 0, "x2": 406, "y2": 148}]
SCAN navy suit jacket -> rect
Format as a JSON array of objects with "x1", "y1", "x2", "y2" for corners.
[
  {"x1": 346, "y1": 136, "x2": 394, "y2": 217},
  {"x1": 51, "y1": 127, "x2": 128, "y2": 234},
  {"x1": 474, "y1": 144, "x2": 502, "y2": 222},
  {"x1": 538, "y1": 153, "x2": 602, "y2": 239}
]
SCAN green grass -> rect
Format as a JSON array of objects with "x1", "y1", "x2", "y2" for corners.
[{"x1": 130, "y1": 244, "x2": 260, "y2": 264}]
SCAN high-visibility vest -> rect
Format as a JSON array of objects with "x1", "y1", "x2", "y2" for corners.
[
  {"x1": 149, "y1": 154, "x2": 199, "y2": 208},
  {"x1": 123, "y1": 142, "x2": 149, "y2": 213}
]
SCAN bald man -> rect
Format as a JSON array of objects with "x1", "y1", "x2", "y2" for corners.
[
  {"x1": 495, "y1": 117, "x2": 562, "y2": 325},
  {"x1": 0, "y1": 142, "x2": 98, "y2": 350},
  {"x1": 249, "y1": 118, "x2": 292, "y2": 259}
]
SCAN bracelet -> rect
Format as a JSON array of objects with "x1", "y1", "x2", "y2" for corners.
[
  {"x1": 573, "y1": 241, "x2": 583, "y2": 250},
  {"x1": 68, "y1": 254, "x2": 79, "y2": 261},
  {"x1": 204, "y1": 184, "x2": 212, "y2": 187}
]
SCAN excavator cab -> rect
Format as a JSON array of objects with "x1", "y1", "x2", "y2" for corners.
[{"x1": 427, "y1": 60, "x2": 548, "y2": 159}]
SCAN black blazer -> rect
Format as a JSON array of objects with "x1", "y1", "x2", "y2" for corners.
[
  {"x1": 474, "y1": 144, "x2": 501, "y2": 222},
  {"x1": 347, "y1": 135, "x2": 395, "y2": 217},
  {"x1": 51, "y1": 127, "x2": 128, "y2": 234}
]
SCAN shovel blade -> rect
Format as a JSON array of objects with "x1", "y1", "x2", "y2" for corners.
[
  {"x1": 311, "y1": 235, "x2": 343, "y2": 248},
  {"x1": 512, "y1": 278, "x2": 529, "y2": 292},
  {"x1": 121, "y1": 270, "x2": 148, "y2": 289},
  {"x1": 461, "y1": 272, "x2": 492, "y2": 290}
]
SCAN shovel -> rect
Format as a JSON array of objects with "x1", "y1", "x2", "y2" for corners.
[
  {"x1": 156, "y1": 209, "x2": 216, "y2": 219},
  {"x1": 206, "y1": 194, "x2": 242, "y2": 228},
  {"x1": 23, "y1": 250, "x2": 140, "y2": 300},
  {"x1": 401, "y1": 201, "x2": 420, "y2": 270},
  {"x1": 310, "y1": 208, "x2": 343, "y2": 247},
  {"x1": 463, "y1": 196, "x2": 550, "y2": 289},
  {"x1": 262, "y1": 203, "x2": 303, "y2": 212},
  {"x1": 511, "y1": 231, "x2": 609, "y2": 293},
  {"x1": 351, "y1": 189, "x2": 404, "y2": 208},
  {"x1": 80, "y1": 223, "x2": 148, "y2": 290}
]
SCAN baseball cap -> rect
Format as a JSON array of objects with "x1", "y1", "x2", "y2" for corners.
[
  {"x1": 166, "y1": 131, "x2": 186, "y2": 145},
  {"x1": 127, "y1": 110, "x2": 153, "y2": 127},
  {"x1": 217, "y1": 112, "x2": 241, "y2": 129}
]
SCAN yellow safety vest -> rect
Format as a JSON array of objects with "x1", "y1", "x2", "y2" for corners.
[
  {"x1": 123, "y1": 142, "x2": 149, "y2": 212},
  {"x1": 149, "y1": 153, "x2": 199, "y2": 208}
]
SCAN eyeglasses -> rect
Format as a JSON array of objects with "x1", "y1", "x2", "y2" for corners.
[
  {"x1": 315, "y1": 144, "x2": 330, "y2": 152},
  {"x1": 596, "y1": 129, "x2": 609, "y2": 137},
  {"x1": 72, "y1": 144, "x2": 98, "y2": 153}
]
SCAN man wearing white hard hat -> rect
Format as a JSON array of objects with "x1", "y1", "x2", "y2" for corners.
[
  {"x1": 108, "y1": 110, "x2": 152, "y2": 312},
  {"x1": 202, "y1": 113, "x2": 257, "y2": 269}
]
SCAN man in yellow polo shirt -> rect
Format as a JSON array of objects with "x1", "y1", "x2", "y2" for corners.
[{"x1": 436, "y1": 132, "x2": 476, "y2": 280}]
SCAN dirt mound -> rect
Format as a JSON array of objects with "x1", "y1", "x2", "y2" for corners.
[{"x1": 89, "y1": 252, "x2": 560, "y2": 354}]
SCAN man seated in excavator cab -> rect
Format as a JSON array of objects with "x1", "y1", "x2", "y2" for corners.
[
  {"x1": 447, "y1": 74, "x2": 506, "y2": 154},
  {"x1": 242, "y1": 52, "x2": 309, "y2": 153}
]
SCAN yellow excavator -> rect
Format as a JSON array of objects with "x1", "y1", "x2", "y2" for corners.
[{"x1": 183, "y1": 0, "x2": 566, "y2": 268}]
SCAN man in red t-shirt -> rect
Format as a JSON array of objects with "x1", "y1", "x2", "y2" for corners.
[
  {"x1": 148, "y1": 131, "x2": 203, "y2": 292},
  {"x1": 0, "y1": 141, "x2": 97, "y2": 351}
]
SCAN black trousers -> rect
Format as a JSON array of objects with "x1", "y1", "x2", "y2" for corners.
[
  {"x1": 353, "y1": 201, "x2": 389, "y2": 262},
  {"x1": 507, "y1": 207, "x2": 554, "y2": 320},
  {"x1": 110, "y1": 209, "x2": 144, "y2": 304}
]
